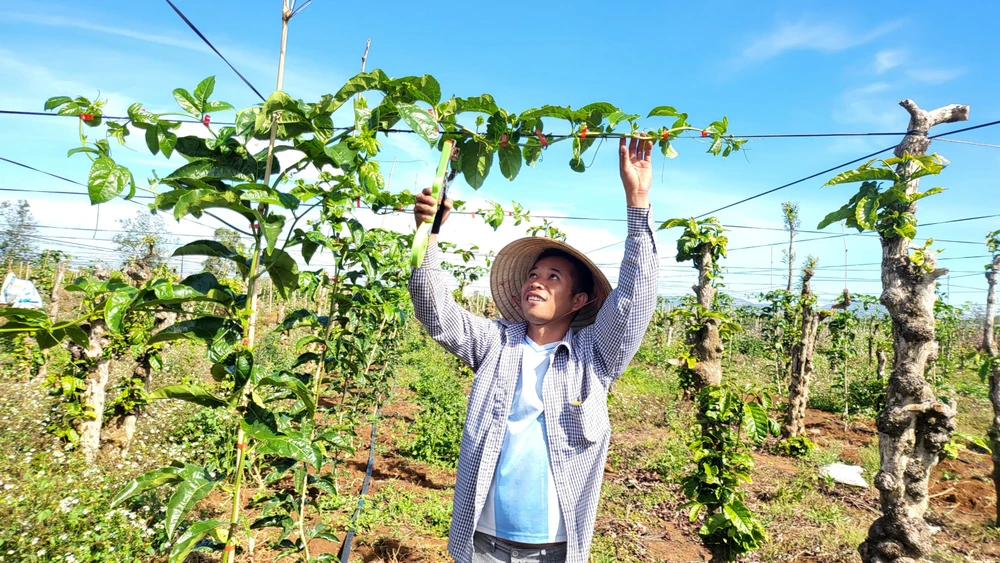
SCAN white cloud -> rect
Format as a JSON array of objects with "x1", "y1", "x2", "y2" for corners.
[
  {"x1": 833, "y1": 83, "x2": 905, "y2": 131},
  {"x1": 736, "y1": 18, "x2": 903, "y2": 66},
  {"x1": 906, "y1": 67, "x2": 965, "y2": 85},
  {"x1": 874, "y1": 49, "x2": 904, "y2": 73},
  {"x1": 2, "y1": 13, "x2": 211, "y2": 55}
]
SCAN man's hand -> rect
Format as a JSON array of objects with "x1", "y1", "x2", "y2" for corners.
[
  {"x1": 413, "y1": 187, "x2": 453, "y2": 229},
  {"x1": 619, "y1": 137, "x2": 653, "y2": 208}
]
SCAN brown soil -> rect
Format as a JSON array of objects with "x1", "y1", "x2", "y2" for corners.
[{"x1": 196, "y1": 380, "x2": 998, "y2": 563}]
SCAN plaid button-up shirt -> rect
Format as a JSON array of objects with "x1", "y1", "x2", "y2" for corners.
[{"x1": 408, "y1": 206, "x2": 658, "y2": 563}]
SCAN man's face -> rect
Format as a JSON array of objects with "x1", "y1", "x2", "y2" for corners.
[{"x1": 520, "y1": 256, "x2": 586, "y2": 325}]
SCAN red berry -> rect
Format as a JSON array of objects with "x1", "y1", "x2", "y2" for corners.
[
  {"x1": 202, "y1": 115, "x2": 211, "y2": 125},
  {"x1": 80, "y1": 113, "x2": 93, "y2": 122},
  {"x1": 701, "y1": 130, "x2": 709, "y2": 137}
]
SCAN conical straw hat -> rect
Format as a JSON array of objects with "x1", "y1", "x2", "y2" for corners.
[{"x1": 490, "y1": 237, "x2": 611, "y2": 329}]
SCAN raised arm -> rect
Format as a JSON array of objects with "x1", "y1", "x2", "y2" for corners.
[
  {"x1": 408, "y1": 189, "x2": 501, "y2": 371},
  {"x1": 590, "y1": 138, "x2": 659, "y2": 388}
]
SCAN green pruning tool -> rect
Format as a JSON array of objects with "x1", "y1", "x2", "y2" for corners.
[{"x1": 409, "y1": 139, "x2": 457, "y2": 269}]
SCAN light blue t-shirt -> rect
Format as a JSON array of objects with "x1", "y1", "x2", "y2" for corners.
[{"x1": 476, "y1": 336, "x2": 567, "y2": 543}]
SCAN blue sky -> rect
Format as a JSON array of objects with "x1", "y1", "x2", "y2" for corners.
[{"x1": 1, "y1": 0, "x2": 998, "y2": 306}]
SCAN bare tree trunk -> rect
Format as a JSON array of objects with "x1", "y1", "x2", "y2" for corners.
[
  {"x1": 36, "y1": 261, "x2": 67, "y2": 383},
  {"x1": 784, "y1": 266, "x2": 823, "y2": 438},
  {"x1": 983, "y1": 255, "x2": 999, "y2": 526},
  {"x1": 869, "y1": 328, "x2": 875, "y2": 368},
  {"x1": 67, "y1": 320, "x2": 111, "y2": 464},
  {"x1": 105, "y1": 311, "x2": 177, "y2": 455},
  {"x1": 689, "y1": 245, "x2": 722, "y2": 390},
  {"x1": 876, "y1": 348, "x2": 888, "y2": 380},
  {"x1": 859, "y1": 100, "x2": 967, "y2": 563}
]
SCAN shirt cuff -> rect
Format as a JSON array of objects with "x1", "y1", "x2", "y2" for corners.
[{"x1": 626, "y1": 205, "x2": 655, "y2": 235}]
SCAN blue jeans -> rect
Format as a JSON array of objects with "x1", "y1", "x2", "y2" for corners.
[{"x1": 471, "y1": 532, "x2": 567, "y2": 563}]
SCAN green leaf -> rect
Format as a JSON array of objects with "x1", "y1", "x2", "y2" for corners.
[
  {"x1": 173, "y1": 240, "x2": 249, "y2": 277},
  {"x1": 62, "y1": 325, "x2": 90, "y2": 349},
  {"x1": 172, "y1": 88, "x2": 200, "y2": 116},
  {"x1": 824, "y1": 167, "x2": 898, "y2": 187},
  {"x1": 722, "y1": 499, "x2": 757, "y2": 536},
  {"x1": 44, "y1": 96, "x2": 72, "y2": 111},
  {"x1": 262, "y1": 214, "x2": 285, "y2": 254},
  {"x1": 743, "y1": 402, "x2": 771, "y2": 443},
  {"x1": 165, "y1": 465, "x2": 218, "y2": 537},
  {"x1": 569, "y1": 156, "x2": 585, "y2": 173},
  {"x1": 105, "y1": 287, "x2": 139, "y2": 333},
  {"x1": 0, "y1": 308, "x2": 49, "y2": 323},
  {"x1": 111, "y1": 464, "x2": 183, "y2": 507},
  {"x1": 855, "y1": 195, "x2": 878, "y2": 231},
  {"x1": 193, "y1": 77, "x2": 216, "y2": 115},
  {"x1": 145, "y1": 127, "x2": 160, "y2": 155},
  {"x1": 522, "y1": 138, "x2": 542, "y2": 168},
  {"x1": 263, "y1": 249, "x2": 299, "y2": 299},
  {"x1": 395, "y1": 102, "x2": 439, "y2": 146},
  {"x1": 325, "y1": 142, "x2": 358, "y2": 170},
  {"x1": 255, "y1": 436, "x2": 323, "y2": 469},
  {"x1": 687, "y1": 502, "x2": 703, "y2": 522},
  {"x1": 258, "y1": 373, "x2": 316, "y2": 417},
  {"x1": 498, "y1": 143, "x2": 521, "y2": 181},
  {"x1": 909, "y1": 187, "x2": 945, "y2": 203},
  {"x1": 88, "y1": 157, "x2": 132, "y2": 204},
  {"x1": 203, "y1": 100, "x2": 234, "y2": 113},
  {"x1": 660, "y1": 140, "x2": 679, "y2": 159},
  {"x1": 169, "y1": 519, "x2": 227, "y2": 563},
  {"x1": 460, "y1": 139, "x2": 492, "y2": 189},
  {"x1": 264, "y1": 91, "x2": 302, "y2": 115},
  {"x1": 149, "y1": 384, "x2": 228, "y2": 408},
  {"x1": 647, "y1": 106, "x2": 679, "y2": 118},
  {"x1": 173, "y1": 190, "x2": 254, "y2": 221},
  {"x1": 817, "y1": 206, "x2": 854, "y2": 230},
  {"x1": 234, "y1": 184, "x2": 300, "y2": 210}
]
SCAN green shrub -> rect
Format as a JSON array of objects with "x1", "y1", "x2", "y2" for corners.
[
  {"x1": 400, "y1": 373, "x2": 467, "y2": 466},
  {"x1": 777, "y1": 436, "x2": 816, "y2": 457}
]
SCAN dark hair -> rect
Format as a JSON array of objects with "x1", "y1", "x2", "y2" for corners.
[{"x1": 533, "y1": 248, "x2": 594, "y2": 298}]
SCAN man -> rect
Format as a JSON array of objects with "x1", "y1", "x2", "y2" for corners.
[{"x1": 409, "y1": 137, "x2": 658, "y2": 563}]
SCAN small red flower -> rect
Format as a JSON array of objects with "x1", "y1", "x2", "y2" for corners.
[
  {"x1": 662, "y1": 130, "x2": 669, "y2": 140},
  {"x1": 356, "y1": 198, "x2": 361, "y2": 208},
  {"x1": 242, "y1": 338, "x2": 249, "y2": 346},
  {"x1": 79, "y1": 113, "x2": 94, "y2": 122},
  {"x1": 535, "y1": 129, "x2": 548, "y2": 148},
  {"x1": 202, "y1": 115, "x2": 211, "y2": 126},
  {"x1": 701, "y1": 130, "x2": 709, "y2": 137},
  {"x1": 580, "y1": 125, "x2": 588, "y2": 140},
  {"x1": 428, "y1": 108, "x2": 435, "y2": 116},
  {"x1": 501, "y1": 133, "x2": 508, "y2": 148},
  {"x1": 319, "y1": 344, "x2": 326, "y2": 351}
]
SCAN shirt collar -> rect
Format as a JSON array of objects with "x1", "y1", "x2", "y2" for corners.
[{"x1": 508, "y1": 321, "x2": 573, "y2": 354}]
